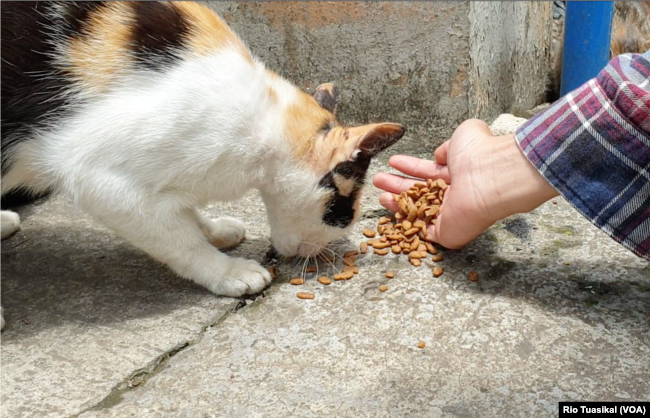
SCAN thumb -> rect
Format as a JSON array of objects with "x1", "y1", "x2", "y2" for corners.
[{"x1": 433, "y1": 140, "x2": 450, "y2": 166}]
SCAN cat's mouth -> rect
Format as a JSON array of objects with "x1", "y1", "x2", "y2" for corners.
[{"x1": 270, "y1": 241, "x2": 324, "y2": 259}]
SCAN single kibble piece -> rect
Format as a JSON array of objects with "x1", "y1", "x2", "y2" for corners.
[
  {"x1": 391, "y1": 245, "x2": 402, "y2": 254},
  {"x1": 425, "y1": 242, "x2": 437, "y2": 255},
  {"x1": 334, "y1": 270, "x2": 354, "y2": 281},
  {"x1": 374, "y1": 248, "x2": 390, "y2": 255},
  {"x1": 305, "y1": 266, "x2": 317, "y2": 273},
  {"x1": 385, "y1": 271, "x2": 395, "y2": 279},
  {"x1": 363, "y1": 229, "x2": 377, "y2": 238},
  {"x1": 403, "y1": 227, "x2": 419, "y2": 237},
  {"x1": 402, "y1": 220, "x2": 412, "y2": 231},
  {"x1": 433, "y1": 267, "x2": 444, "y2": 277},
  {"x1": 468, "y1": 271, "x2": 479, "y2": 282},
  {"x1": 290, "y1": 278, "x2": 305, "y2": 285},
  {"x1": 372, "y1": 241, "x2": 391, "y2": 249},
  {"x1": 344, "y1": 250, "x2": 359, "y2": 258},
  {"x1": 431, "y1": 254, "x2": 444, "y2": 262},
  {"x1": 378, "y1": 216, "x2": 391, "y2": 225},
  {"x1": 379, "y1": 285, "x2": 388, "y2": 292},
  {"x1": 318, "y1": 276, "x2": 332, "y2": 285},
  {"x1": 410, "y1": 258, "x2": 422, "y2": 267},
  {"x1": 417, "y1": 341, "x2": 426, "y2": 349},
  {"x1": 408, "y1": 251, "x2": 425, "y2": 259},
  {"x1": 413, "y1": 219, "x2": 426, "y2": 230},
  {"x1": 297, "y1": 292, "x2": 315, "y2": 300},
  {"x1": 380, "y1": 236, "x2": 388, "y2": 243},
  {"x1": 360, "y1": 242, "x2": 368, "y2": 254},
  {"x1": 267, "y1": 266, "x2": 276, "y2": 280}
]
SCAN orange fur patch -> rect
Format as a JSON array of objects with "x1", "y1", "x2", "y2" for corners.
[
  {"x1": 66, "y1": 2, "x2": 134, "y2": 94},
  {"x1": 284, "y1": 91, "x2": 336, "y2": 165},
  {"x1": 171, "y1": 2, "x2": 253, "y2": 62}
]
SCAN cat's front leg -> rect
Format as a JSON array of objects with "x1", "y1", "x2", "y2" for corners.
[
  {"x1": 1, "y1": 210, "x2": 21, "y2": 240},
  {"x1": 90, "y1": 205, "x2": 272, "y2": 297},
  {"x1": 193, "y1": 210, "x2": 246, "y2": 249}
]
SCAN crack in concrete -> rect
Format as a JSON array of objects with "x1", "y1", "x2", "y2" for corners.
[{"x1": 68, "y1": 303, "x2": 240, "y2": 418}]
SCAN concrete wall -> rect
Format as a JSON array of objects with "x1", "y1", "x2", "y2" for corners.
[
  {"x1": 469, "y1": 2, "x2": 553, "y2": 121},
  {"x1": 204, "y1": 1, "x2": 553, "y2": 146}
]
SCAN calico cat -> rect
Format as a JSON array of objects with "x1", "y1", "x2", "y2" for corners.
[
  {"x1": 0, "y1": 2, "x2": 405, "y2": 328},
  {"x1": 549, "y1": 1, "x2": 650, "y2": 101}
]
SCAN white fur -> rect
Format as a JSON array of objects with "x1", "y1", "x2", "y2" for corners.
[
  {"x1": 1, "y1": 211, "x2": 21, "y2": 240},
  {"x1": 1, "y1": 47, "x2": 356, "y2": 301}
]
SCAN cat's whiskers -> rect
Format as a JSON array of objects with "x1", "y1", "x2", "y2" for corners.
[{"x1": 300, "y1": 241, "x2": 342, "y2": 275}]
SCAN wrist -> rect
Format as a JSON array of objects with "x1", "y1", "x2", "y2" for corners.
[{"x1": 486, "y1": 134, "x2": 559, "y2": 220}]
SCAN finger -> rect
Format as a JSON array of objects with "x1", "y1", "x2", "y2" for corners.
[
  {"x1": 426, "y1": 214, "x2": 465, "y2": 250},
  {"x1": 433, "y1": 140, "x2": 450, "y2": 166},
  {"x1": 373, "y1": 172, "x2": 426, "y2": 195},
  {"x1": 388, "y1": 155, "x2": 450, "y2": 182},
  {"x1": 378, "y1": 192, "x2": 399, "y2": 212}
]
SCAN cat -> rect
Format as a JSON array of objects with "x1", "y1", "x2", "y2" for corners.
[
  {"x1": 0, "y1": 1, "x2": 405, "y2": 329},
  {"x1": 548, "y1": 1, "x2": 650, "y2": 101}
]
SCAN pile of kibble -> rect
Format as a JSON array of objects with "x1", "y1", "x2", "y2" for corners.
[{"x1": 278, "y1": 178, "x2": 480, "y2": 348}]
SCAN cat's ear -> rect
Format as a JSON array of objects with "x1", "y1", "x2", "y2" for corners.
[
  {"x1": 313, "y1": 83, "x2": 340, "y2": 114},
  {"x1": 349, "y1": 123, "x2": 406, "y2": 157}
]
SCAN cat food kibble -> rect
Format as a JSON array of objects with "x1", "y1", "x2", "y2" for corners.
[
  {"x1": 431, "y1": 254, "x2": 444, "y2": 262},
  {"x1": 379, "y1": 285, "x2": 388, "y2": 292},
  {"x1": 363, "y1": 229, "x2": 377, "y2": 238},
  {"x1": 433, "y1": 267, "x2": 444, "y2": 277},
  {"x1": 267, "y1": 266, "x2": 276, "y2": 280},
  {"x1": 417, "y1": 341, "x2": 426, "y2": 349},
  {"x1": 305, "y1": 266, "x2": 317, "y2": 273},
  {"x1": 360, "y1": 242, "x2": 368, "y2": 254},
  {"x1": 290, "y1": 278, "x2": 305, "y2": 285},
  {"x1": 360, "y1": 179, "x2": 447, "y2": 269},
  {"x1": 385, "y1": 271, "x2": 395, "y2": 279},
  {"x1": 468, "y1": 271, "x2": 479, "y2": 282},
  {"x1": 344, "y1": 250, "x2": 359, "y2": 258},
  {"x1": 334, "y1": 270, "x2": 354, "y2": 281},
  {"x1": 297, "y1": 292, "x2": 315, "y2": 300},
  {"x1": 318, "y1": 276, "x2": 332, "y2": 285}
]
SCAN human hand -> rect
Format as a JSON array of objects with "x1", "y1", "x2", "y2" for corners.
[{"x1": 373, "y1": 119, "x2": 559, "y2": 249}]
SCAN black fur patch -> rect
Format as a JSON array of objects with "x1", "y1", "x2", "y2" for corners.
[
  {"x1": 131, "y1": 2, "x2": 189, "y2": 70},
  {"x1": 319, "y1": 153, "x2": 372, "y2": 228},
  {"x1": 60, "y1": 2, "x2": 108, "y2": 38},
  {"x1": 1, "y1": 2, "x2": 102, "y2": 176}
]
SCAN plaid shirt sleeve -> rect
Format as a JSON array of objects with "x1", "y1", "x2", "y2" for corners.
[{"x1": 515, "y1": 50, "x2": 650, "y2": 261}]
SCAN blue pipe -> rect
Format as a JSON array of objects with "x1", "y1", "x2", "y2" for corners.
[{"x1": 560, "y1": 1, "x2": 615, "y2": 97}]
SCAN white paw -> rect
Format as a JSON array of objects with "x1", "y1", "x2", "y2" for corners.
[
  {"x1": 209, "y1": 257, "x2": 272, "y2": 297},
  {"x1": 1, "y1": 211, "x2": 21, "y2": 240},
  {"x1": 205, "y1": 217, "x2": 246, "y2": 249}
]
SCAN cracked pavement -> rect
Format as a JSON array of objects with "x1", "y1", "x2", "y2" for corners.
[{"x1": 2, "y1": 116, "x2": 649, "y2": 417}]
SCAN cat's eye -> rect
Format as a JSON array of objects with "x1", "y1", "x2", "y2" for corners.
[{"x1": 319, "y1": 120, "x2": 336, "y2": 135}]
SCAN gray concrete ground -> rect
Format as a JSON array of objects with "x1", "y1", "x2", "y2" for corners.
[{"x1": 2, "y1": 116, "x2": 649, "y2": 418}]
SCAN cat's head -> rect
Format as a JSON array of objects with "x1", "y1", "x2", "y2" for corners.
[{"x1": 261, "y1": 82, "x2": 405, "y2": 258}]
